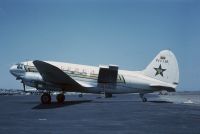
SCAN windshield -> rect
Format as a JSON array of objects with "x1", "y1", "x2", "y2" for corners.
[{"x1": 16, "y1": 64, "x2": 24, "y2": 70}]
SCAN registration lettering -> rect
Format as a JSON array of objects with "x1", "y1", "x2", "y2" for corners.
[{"x1": 156, "y1": 59, "x2": 168, "y2": 63}]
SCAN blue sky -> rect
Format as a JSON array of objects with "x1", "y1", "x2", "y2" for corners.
[{"x1": 0, "y1": 0, "x2": 200, "y2": 91}]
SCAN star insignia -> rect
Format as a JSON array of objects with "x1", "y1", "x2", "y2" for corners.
[{"x1": 154, "y1": 64, "x2": 166, "y2": 77}]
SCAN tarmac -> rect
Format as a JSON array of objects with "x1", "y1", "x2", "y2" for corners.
[{"x1": 0, "y1": 93, "x2": 200, "y2": 134}]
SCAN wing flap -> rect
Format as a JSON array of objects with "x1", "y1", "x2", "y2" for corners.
[{"x1": 33, "y1": 60, "x2": 82, "y2": 88}]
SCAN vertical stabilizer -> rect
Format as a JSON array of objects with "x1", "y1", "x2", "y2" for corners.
[{"x1": 143, "y1": 50, "x2": 179, "y2": 87}]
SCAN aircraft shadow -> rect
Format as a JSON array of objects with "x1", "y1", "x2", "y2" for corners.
[
  {"x1": 93, "y1": 100, "x2": 173, "y2": 104},
  {"x1": 149, "y1": 100, "x2": 173, "y2": 103},
  {"x1": 32, "y1": 100, "x2": 92, "y2": 110}
]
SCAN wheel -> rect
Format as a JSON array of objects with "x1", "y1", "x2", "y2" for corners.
[
  {"x1": 56, "y1": 94, "x2": 65, "y2": 103},
  {"x1": 105, "y1": 93, "x2": 112, "y2": 98},
  {"x1": 143, "y1": 97, "x2": 147, "y2": 102},
  {"x1": 79, "y1": 94, "x2": 83, "y2": 98},
  {"x1": 139, "y1": 93, "x2": 147, "y2": 102},
  {"x1": 41, "y1": 93, "x2": 51, "y2": 104}
]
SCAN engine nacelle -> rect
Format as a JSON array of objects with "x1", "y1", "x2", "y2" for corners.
[
  {"x1": 22, "y1": 72, "x2": 61, "y2": 91},
  {"x1": 23, "y1": 72, "x2": 43, "y2": 82}
]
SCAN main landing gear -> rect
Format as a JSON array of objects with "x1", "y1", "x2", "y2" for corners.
[
  {"x1": 41, "y1": 93, "x2": 65, "y2": 104},
  {"x1": 56, "y1": 93, "x2": 65, "y2": 103},
  {"x1": 41, "y1": 93, "x2": 51, "y2": 104},
  {"x1": 105, "y1": 93, "x2": 113, "y2": 98},
  {"x1": 139, "y1": 93, "x2": 147, "y2": 102}
]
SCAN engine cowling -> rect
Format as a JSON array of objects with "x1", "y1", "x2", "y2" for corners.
[
  {"x1": 23, "y1": 72, "x2": 43, "y2": 82},
  {"x1": 22, "y1": 72, "x2": 61, "y2": 91}
]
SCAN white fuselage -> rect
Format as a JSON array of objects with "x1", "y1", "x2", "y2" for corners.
[{"x1": 10, "y1": 61, "x2": 175, "y2": 94}]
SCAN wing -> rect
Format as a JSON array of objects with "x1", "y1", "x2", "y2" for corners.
[{"x1": 33, "y1": 60, "x2": 83, "y2": 89}]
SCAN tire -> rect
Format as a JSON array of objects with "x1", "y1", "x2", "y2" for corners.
[
  {"x1": 56, "y1": 94, "x2": 65, "y2": 103},
  {"x1": 41, "y1": 93, "x2": 51, "y2": 104},
  {"x1": 79, "y1": 94, "x2": 83, "y2": 98},
  {"x1": 105, "y1": 93, "x2": 112, "y2": 98},
  {"x1": 143, "y1": 98, "x2": 147, "y2": 102}
]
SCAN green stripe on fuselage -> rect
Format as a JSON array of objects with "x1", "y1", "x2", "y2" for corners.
[{"x1": 25, "y1": 65, "x2": 125, "y2": 83}]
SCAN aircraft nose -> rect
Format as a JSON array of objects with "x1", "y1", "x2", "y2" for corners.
[{"x1": 9, "y1": 65, "x2": 16, "y2": 75}]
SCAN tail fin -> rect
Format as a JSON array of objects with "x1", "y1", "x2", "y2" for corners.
[{"x1": 143, "y1": 50, "x2": 179, "y2": 87}]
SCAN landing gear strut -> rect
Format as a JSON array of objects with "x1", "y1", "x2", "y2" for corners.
[
  {"x1": 105, "y1": 93, "x2": 112, "y2": 98},
  {"x1": 139, "y1": 93, "x2": 147, "y2": 102},
  {"x1": 56, "y1": 93, "x2": 65, "y2": 103},
  {"x1": 41, "y1": 93, "x2": 51, "y2": 104}
]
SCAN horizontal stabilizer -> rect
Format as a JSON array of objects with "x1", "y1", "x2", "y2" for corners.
[
  {"x1": 150, "y1": 85, "x2": 175, "y2": 92},
  {"x1": 33, "y1": 60, "x2": 82, "y2": 88}
]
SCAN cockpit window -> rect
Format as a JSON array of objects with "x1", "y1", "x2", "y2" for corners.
[
  {"x1": 24, "y1": 65, "x2": 38, "y2": 72},
  {"x1": 17, "y1": 64, "x2": 24, "y2": 70}
]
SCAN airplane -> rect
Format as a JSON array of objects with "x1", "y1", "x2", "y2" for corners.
[{"x1": 9, "y1": 50, "x2": 179, "y2": 104}]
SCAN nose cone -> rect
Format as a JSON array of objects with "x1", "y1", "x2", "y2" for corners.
[
  {"x1": 10, "y1": 64, "x2": 26, "y2": 78},
  {"x1": 9, "y1": 65, "x2": 16, "y2": 76}
]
